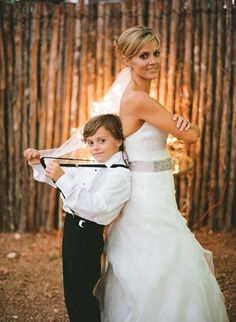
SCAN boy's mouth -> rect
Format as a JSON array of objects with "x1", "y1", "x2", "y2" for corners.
[{"x1": 93, "y1": 152, "x2": 104, "y2": 159}]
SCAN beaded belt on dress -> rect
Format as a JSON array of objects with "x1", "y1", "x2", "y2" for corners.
[{"x1": 129, "y1": 158, "x2": 172, "y2": 172}]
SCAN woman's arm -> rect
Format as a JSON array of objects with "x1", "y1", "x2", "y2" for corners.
[{"x1": 122, "y1": 92, "x2": 200, "y2": 144}]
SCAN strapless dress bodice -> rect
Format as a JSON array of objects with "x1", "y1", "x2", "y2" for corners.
[{"x1": 124, "y1": 122, "x2": 169, "y2": 161}]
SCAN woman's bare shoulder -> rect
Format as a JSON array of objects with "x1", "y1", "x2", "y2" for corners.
[{"x1": 120, "y1": 90, "x2": 152, "y2": 113}]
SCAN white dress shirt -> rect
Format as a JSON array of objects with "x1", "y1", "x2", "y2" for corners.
[{"x1": 31, "y1": 152, "x2": 131, "y2": 225}]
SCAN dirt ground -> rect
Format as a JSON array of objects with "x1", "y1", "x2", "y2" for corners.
[{"x1": 0, "y1": 230, "x2": 235, "y2": 322}]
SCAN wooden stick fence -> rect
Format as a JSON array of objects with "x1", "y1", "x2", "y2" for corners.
[{"x1": 0, "y1": 0, "x2": 235, "y2": 231}]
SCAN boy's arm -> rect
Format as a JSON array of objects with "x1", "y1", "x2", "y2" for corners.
[
  {"x1": 56, "y1": 168, "x2": 131, "y2": 225},
  {"x1": 24, "y1": 148, "x2": 57, "y2": 187},
  {"x1": 30, "y1": 163, "x2": 57, "y2": 187}
]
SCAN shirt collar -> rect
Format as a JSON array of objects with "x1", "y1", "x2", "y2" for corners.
[{"x1": 104, "y1": 151, "x2": 125, "y2": 168}]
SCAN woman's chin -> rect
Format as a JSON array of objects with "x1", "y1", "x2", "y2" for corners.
[{"x1": 146, "y1": 71, "x2": 159, "y2": 79}]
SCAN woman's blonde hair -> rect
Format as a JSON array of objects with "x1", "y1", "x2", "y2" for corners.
[{"x1": 116, "y1": 26, "x2": 160, "y2": 58}]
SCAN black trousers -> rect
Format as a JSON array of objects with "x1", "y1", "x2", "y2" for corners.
[{"x1": 62, "y1": 213, "x2": 104, "y2": 322}]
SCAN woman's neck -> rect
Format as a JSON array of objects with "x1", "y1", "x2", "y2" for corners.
[{"x1": 131, "y1": 71, "x2": 151, "y2": 93}]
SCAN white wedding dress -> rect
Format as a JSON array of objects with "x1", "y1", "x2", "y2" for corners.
[{"x1": 101, "y1": 122, "x2": 229, "y2": 322}]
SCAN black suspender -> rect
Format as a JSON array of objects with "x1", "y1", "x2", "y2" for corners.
[{"x1": 40, "y1": 157, "x2": 129, "y2": 169}]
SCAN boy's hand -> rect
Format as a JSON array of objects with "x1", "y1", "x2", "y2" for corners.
[
  {"x1": 45, "y1": 161, "x2": 65, "y2": 182},
  {"x1": 23, "y1": 148, "x2": 41, "y2": 164},
  {"x1": 173, "y1": 114, "x2": 191, "y2": 131}
]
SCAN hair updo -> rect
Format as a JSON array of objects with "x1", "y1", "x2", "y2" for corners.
[{"x1": 115, "y1": 26, "x2": 160, "y2": 59}]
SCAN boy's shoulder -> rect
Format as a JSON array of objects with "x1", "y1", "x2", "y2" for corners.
[
  {"x1": 105, "y1": 151, "x2": 129, "y2": 170},
  {"x1": 105, "y1": 164, "x2": 131, "y2": 181}
]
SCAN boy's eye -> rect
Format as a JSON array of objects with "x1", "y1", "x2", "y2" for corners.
[
  {"x1": 99, "y1": 139, "x2": 106, "y2": 144},
  {"x1": 87, "y1": 141, "x2": 93, "y2": 146}
]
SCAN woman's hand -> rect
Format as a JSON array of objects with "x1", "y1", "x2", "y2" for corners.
[
  {"x1": 23, "y1": 148, "x2": 41, "y2": 164},
  {"x1": 173, "y1": 114, "x2": 191, "y2": 131},
  {"x1": 45, "y1": 161, "x2": 65, "y2": 182}
]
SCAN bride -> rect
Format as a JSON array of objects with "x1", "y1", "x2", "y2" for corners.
[{"x1": 100, "y1": 26, "x2": 229, "y2": 322}]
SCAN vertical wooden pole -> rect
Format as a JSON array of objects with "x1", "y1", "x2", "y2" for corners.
[
  {"x1": 21, "y1": 3, "x2": 32, "y2": 230},
  {"x1": 78, "y1": 4, "x2": 89, "y2": 126},
  {"x1": 46, "y1": 6, "x2": 60, "y2": 149},
  {"x1": 104, "y1": 3, "x2": 113, "y2": 93},
  {"x1": 207, "y1": 0, "x2": 224, "y2": 230},
  {"x1": 70, "y1": 1, "x2": 82, "y2": 128},
  {"x1": 180, "y1": 0, "x2": 194, "y2": 219},
  {"x1": 121, "y1": 0, "x2": 133, "y2": 31},
  {"x1": 0, "y1": 2, "x2": 8, "y2": 231},
  {"x1": 193, "y1": 1, "x2": 209, "y2": 227},
  {"x1": 226, "y1": 23, "x2": 236, "y2": 226},
  {"x1": 7, "y1": 4, "x2": 15, "y2": 231},
  {"x1": 54, "y1": 6, "x2": 65, "y2": 147},
  {"x1": 86, "y1": 3, "x2": 97, "y2": 116},
  {"x1": 96, "y1": 2, "x2": 105, "y2": 102},
  {"x1": 166, "y1": 0, "x2": 180, "y2": 112},
  {"x1": 27, "y1": 4, "x2": 41, "y2": 230},
  {"x1": 188, "y1": 0, "x2": 201, "y2": 225},
  {"x1": 158, "y1": 1, "x2": 168, "y2": 106},
  {"x1": 36, "y1": 3, "x2": 50, "y2": 229},
  {"x1": 153, "y1": 0, "x2": 162, "y2": 101},
  {"x1": 45, "y1": 5, "x2": 61, "y2": 231},
  {"x1": 137, "y1": 0, "x2": 145, "y2": 26},
  {"x1": 200, "y1": 0, "x2": 217, "y2": 229},
  {"x1": 113, "y1": 3, "x2": 122, "y2": 77},
  {"x1": 62, "y1": 4, "x2": 75, "y2": 141},
  {"x1": 218, "y1": 0, "x2": 234, "y2": 229}
]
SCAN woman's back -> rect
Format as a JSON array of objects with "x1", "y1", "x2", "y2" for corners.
[{"x1": 124, "y1": 121, "x2": 168, "y2": 161}]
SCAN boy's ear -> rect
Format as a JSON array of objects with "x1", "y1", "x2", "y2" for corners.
[{"x1": 117, "y1": 139, "x2": 123, "y2": 148}]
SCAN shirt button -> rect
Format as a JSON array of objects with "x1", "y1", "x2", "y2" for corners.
[
  {"x1": 95, "y1": 169, "x2": 97, "y2": 172},
  {"x1": 82, "y1": 183, "x2": 85, "y2": 185}
]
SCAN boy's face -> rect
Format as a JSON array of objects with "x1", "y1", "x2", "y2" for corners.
[{"x1": 86, "y1": 126, "x2": 122, "y2": 162}]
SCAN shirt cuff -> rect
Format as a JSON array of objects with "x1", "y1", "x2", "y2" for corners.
[{"x1": 56, "y1": 174, "x2": 77, "y2": 197}]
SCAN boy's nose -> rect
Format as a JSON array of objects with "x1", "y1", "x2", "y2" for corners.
[{"x1": 92, "y1": 142, "x2": 99, "y2": 150}]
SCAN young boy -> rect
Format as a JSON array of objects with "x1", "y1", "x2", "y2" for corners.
[{"x1": 24, "y1": 114, "x2": 131, "y2": 322}]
